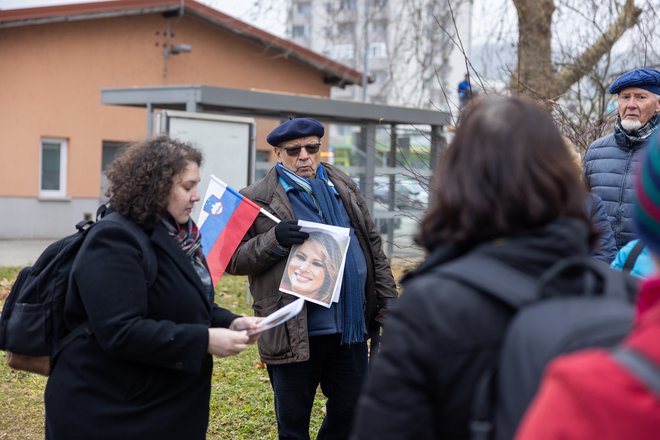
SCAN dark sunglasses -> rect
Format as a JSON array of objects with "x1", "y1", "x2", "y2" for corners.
[{"x1": 280, "y1": 143, "x2": 321, "y2": 156}]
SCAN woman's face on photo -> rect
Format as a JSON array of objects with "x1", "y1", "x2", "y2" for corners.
[{"x1": 288, "y1": 241, "x2": 326, "y2": 295}]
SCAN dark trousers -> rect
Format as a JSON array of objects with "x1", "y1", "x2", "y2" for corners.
[{"x1": 267, "y1": 334, "x2": 368, "y2": 440}]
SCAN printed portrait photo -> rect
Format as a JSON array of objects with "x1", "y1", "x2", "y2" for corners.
[{"x1": 279, "y1": 229, "x2": 349, "y2": 307}]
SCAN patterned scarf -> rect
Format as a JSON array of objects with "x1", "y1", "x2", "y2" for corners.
[
  {"x1": 276, "y1": 162, "x2": 366, "y2": 344},
  {"x1": 616, "y1": 113, "x2": 659, "y2": 145},
  {"x1": 161, "y1": 215, "x2": 214, "y2": 302}
]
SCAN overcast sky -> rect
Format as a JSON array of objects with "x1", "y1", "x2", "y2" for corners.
[
  {"x1": 0, "y1": 0, "x2": 289, "y2": 36},
  {"x1": 3, "y1": 0, "x2": 514, "y2": 42},
  {"x1": 1, "y1": 0, "x2": 501, "y2": 42}
]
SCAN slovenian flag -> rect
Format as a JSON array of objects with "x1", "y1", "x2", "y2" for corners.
[{"x1": 198, "y1": 175, "x2": 261, "y2": 285}]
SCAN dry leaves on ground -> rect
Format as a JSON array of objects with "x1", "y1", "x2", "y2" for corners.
[{"x1": 0, "y1": 278, "x2": 13, "y2": 301}]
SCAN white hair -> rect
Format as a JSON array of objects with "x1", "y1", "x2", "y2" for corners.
[{"x1": 621, "y1": 119, "x2": 643, "y2": 131}]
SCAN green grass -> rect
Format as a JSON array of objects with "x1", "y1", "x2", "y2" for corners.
[
  {"x1": 0, "y1": 258, "x2": 413, "y2": 439},
  {"x1": 0, "y1": 265, "x2": 47, "y2": 439},
  {"x1": 207, "y1": 276, "x2": 327, "y2": 438}
]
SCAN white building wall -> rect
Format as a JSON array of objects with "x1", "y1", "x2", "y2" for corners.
[{"x1": 0, "y1": 198, "x2": 99, "y2": 239}]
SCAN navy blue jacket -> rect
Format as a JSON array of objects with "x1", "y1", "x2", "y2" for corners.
[
  {"x1": 587, "y1": 193, "x2": 617, "y2": 263},
  {"x1": 583, "y1": 128, "x2": 652, "y2": 249}
]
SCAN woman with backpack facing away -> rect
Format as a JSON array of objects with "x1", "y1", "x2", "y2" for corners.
[
  {"x1": 45, "y1": 136, "x2": 260, "y2": 439},
  {"x1": 351, "y1": 96, "x2": 604, "y2": 439}
]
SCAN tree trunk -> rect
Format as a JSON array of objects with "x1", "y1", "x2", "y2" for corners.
[
  {"x1": 509, "y1": 0, "x2": 641, "y2": 104},
  {"x1": 510, "y1": 0, "x2": 555, "y2": 99}
]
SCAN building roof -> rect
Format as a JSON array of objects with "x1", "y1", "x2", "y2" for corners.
[{"x1": 0, "y1": 0, "x2": 365, "y2": 86}]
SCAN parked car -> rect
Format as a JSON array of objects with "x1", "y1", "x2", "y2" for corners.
[
  {"x1": 351, "y1": 176, "x2": 402, "y2": 233},
  {"x1": 373, "y1": 177, "x2": 428, "y2": 210},
  {"x1": 373, "y1": 205, "x2": 402, "y2": 234}
]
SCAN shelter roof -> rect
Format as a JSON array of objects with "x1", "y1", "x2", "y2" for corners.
[{"x1": 102, "y1": 84, "x2": 450, "y2": 126}]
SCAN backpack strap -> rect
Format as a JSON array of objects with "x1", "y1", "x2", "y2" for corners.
[
  {"x1": 57, "y1": 323, "x2": 90, "y2": 354},
  {"x1": 611, "y1": 346, "x2": 660, "y2": 397},
  {"x1": 55, "y1": 212, "x2": 157, "y2": 358},
  {"x1": 470, "y1": 367, "x2": 497, "y2": 440},
  {"x1": 101, "y1": 211, "x2": 157, "y2": 287},
  {"x1": 623, "y1": 241, "x2": 645, "y2": 273},
  {"x1": 536, "y1": 257, "x2": 630, "y2": 300},
  {"x1": 436, "y1": 255, "x2": 540, "y2": 440},
  {"x1": 436, "y1": 255, "x2": 539, "y2": 309}
]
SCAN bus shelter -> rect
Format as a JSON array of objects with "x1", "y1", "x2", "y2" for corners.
[{"x1": 102, "y1": 85, "x2": 450, "y2": 258}]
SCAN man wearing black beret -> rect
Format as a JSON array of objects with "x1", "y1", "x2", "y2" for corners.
[
  {"x1": 584, "y1": 67, "x2": 660, "y2": 252},
  {"x1": 227, "y1": 117, "x2": 398, "y2": 439}
]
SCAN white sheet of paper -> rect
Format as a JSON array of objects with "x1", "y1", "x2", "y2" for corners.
[
  {"x1": 297, "y1": 220, "x2": 350, "y2": 237},
  {"x1": 247, "y1": 298, "x2": 305, "y2": 336}
]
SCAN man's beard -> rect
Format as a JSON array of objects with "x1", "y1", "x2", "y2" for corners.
[{"x1": 621, "y1": 119, "x2": 643, "y2": 132}]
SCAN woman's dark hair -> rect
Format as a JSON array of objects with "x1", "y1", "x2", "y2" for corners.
[
  {"x1": 106, "y1": 136, "x2": 203, "y2": 225},
  {"x1": 417, "y1": 96, "x2": 593, "y2": 251}
]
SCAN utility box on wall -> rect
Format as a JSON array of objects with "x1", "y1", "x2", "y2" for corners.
[{"x1": 154, "y1": 110, "x2": 255, "y2": 221}]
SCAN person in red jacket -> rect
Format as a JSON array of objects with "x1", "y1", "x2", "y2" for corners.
[{"x1": 515, "y1": 130, "x2": 660, "y2": 440}]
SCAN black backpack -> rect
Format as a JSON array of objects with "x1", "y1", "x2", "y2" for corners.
[
  {"x1": 437, "y1": 255, "x2": 637, "y2": 440},
  {"x1": 0, "y1": 210, "x2": 156, "y2": 376}
]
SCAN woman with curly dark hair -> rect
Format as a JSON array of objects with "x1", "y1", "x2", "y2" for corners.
[
  {"x1": 351, "y1": 96, "x2": 614, "y2": 439},
  {"x1": 44, "y1": 136, "x2": 260, "y2": 439}
]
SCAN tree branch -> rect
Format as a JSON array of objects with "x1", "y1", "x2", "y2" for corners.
[{"x1": 551, "y1": 0, "x2": 641, "y2": 98}]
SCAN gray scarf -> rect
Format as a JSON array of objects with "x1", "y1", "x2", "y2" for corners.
[{"x1": 615, "y1": 114, "x2": 659, "y2": 145}]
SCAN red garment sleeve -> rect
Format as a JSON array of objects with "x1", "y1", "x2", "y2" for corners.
[{"x1": 515, "y1": 354, "x2": 601, "y2": 440}]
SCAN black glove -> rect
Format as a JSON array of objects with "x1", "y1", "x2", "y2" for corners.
[{"x1": 274, "y1": 220, "x2": 309, "y2": 247}]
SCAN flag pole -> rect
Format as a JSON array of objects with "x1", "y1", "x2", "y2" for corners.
[
  {"x1": 209, "y1": 174, "x2": 281, "y2": 224},
  {"x1": 259, "y1": 208, "x2": 281, "y2": 224}
]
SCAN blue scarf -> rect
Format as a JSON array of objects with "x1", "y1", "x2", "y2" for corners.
[{"x1": 276, "y1": 163, "x2": 366, "y2": 344}]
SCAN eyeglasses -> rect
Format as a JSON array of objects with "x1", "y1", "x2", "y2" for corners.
[{"x1": 280, "y1": 143, "x2": 321, "y2": 157}]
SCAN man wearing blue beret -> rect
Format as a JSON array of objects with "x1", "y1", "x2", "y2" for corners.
[
  {"x1": 584, "y1": 67, "x2": 660, "y2": 252},
  {"x1": 227, "y1": 117, "x2": 398, "y2": 439}
]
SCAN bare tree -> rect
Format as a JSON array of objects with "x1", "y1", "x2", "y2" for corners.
[
  {"x1": 464, "y1": 0, "x2": 658, "y2": 149},
  {"x1": 203, "y1": 0, "x2": 660, "y2": 258},
  {"x1": 510, "y1": 0, "x2": 642, "y2": 102}
]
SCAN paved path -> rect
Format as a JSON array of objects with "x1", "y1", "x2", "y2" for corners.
[{"x1": 0, "y1": 239, "x2": 53, "y2": 267}]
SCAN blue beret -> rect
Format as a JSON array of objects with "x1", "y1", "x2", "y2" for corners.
[
  {"x1": 267, "y1": 117, "x2": 324, "y2": 147},
  {"x1": 609, "y1": 68, "x2": 660, "y2": 95}
]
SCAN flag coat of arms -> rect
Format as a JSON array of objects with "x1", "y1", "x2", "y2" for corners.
[{"x1": 198, "y1": 175, "x2": 261, "y2": 285}]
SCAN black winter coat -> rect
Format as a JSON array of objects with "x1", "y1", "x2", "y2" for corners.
[
  {"x1": 45, "y1": 215, "x2": 239, "y2": 440},
  {"x1": 351, "y1": 219, "x2": 592, "y2": 440}
]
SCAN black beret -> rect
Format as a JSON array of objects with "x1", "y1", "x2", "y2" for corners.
[
  {"x1": 609, "y1": 68, "x2": 660, "y2": 95},
  {"x1": 267, "y1": 117, "x2": 324, "y2": 147}
]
